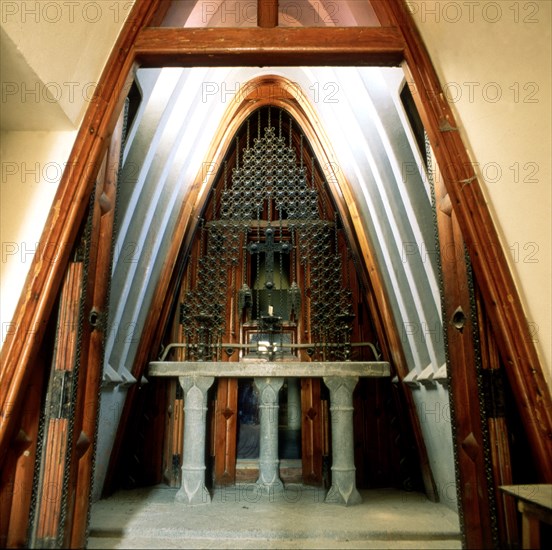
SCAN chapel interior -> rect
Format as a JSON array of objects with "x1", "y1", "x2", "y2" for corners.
[{"x1": 0, "y1": 1, "x2": 551, "y2": 549}]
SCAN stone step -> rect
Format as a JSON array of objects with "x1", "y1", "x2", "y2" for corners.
[
  {"x1": 88, "y1": 485, "x2": 462, "y2": 549},
  {"x1": 88, "y1": 535, "x2": 461, "y2": 549}
]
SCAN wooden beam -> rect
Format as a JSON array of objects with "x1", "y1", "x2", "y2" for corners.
[
  {"x1": 69, "y1": 110, "x2": 125, "y2": 549},
  {"x1": 134, "y1": 27, "x2": 405, "y2": 67},
  {"x1": 257, "y1": 0, "x2": 278, "y2": 28},
  {"x1": 434, "y1": 160, "x2": 494, "y2": 549}
]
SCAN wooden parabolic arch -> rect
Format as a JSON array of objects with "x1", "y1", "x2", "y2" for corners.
[{"x1": 150, "y1": 74, "x2": 439, "y2": 500}]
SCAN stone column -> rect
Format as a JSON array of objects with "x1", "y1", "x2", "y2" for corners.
[
  {"x1": 323, "y1": 376, "x2": 362, "y2": 506},
  {"x1": 286, "y1": 378, "x2": 301, "y2": 430},
  {"x1": 176, "y1": 375, "x2": 214, "y2": 505},
  {"x1": 254, "y1": 377, "x2": 284, "y2": 493}
]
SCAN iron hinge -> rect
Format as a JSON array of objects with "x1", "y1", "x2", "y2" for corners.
[{"x1": 48, "y1": 370, "x2": 74, "y2": 419}]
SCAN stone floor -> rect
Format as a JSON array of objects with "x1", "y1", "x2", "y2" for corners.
[{"x1": 88, "y1": 484, "x2": 462, "y2": 549}]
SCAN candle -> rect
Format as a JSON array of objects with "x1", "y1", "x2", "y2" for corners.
[{"x1": 268, "y1": 305, "x2": 273, "y2": 315}]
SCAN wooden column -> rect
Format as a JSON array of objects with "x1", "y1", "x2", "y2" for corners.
[
  {"x1": 0, "y1": 362, "x2": 44, "y2": 548},
  {"x1": 32, "y1": 140, "x2": 107, "y2": 547},
  {"x1": 476, "y1": 287, "x2": 519, "y2": 547},
  {"x1": 213, "y1": 379, "x2": 238, "y2": 485},
  {"x1": 70, "y1": 110, "x2": 125, "y2": 548},
  {"x1": 301, "y1": 379, "x2": 324, "y2": 485},
  {"x1": 434, "y1": 172, "x2": 494, "y2": 547},
  {"x1": 257, "y1": 0, "x2": 278, "y2": 28}
]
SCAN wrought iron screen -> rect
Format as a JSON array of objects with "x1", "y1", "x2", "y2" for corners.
[{"x1": 179, "y1": 106, "x2": 358, "y2": 361}]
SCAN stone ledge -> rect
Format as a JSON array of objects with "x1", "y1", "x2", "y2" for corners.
[{"x1": 148, "y1": 361, "x2": 390, "y2": 378}]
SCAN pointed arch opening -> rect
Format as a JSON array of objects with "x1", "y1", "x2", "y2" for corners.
[{"x1": 108, "y1": 90, "x2": 432, "y2": 500}]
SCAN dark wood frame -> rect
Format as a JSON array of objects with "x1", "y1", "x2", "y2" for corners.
[{"x1": 1, "y1": 1, "x2": 551, "y2": 548}]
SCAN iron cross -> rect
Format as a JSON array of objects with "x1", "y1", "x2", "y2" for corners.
[{"x1": 247, "y1": 225, "x2": 291, "y2": 290}]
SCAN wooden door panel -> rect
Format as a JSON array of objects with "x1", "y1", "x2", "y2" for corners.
[
  {"x1": 213, "y1": 378, "x2": 238, "y2": 486},
  {"x1": 33, "y1": 262, "x2": 83, "y2": 546},
  {"x1": 300, "y1": 377, "x2": 323, "y2": 486}
]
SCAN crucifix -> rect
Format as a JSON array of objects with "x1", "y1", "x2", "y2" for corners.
[{"x1": 247, "y1": 225, "x2": 291, "y2": 290}]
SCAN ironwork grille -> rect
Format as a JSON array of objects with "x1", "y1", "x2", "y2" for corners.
[{"x1": 180, "y1": 106, "x2": 357, "y2": 361}]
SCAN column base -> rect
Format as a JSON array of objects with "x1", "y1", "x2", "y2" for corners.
[
  {"x1": 256, "y1": 479, "x2": 284, "y2": 497},
  {"x1": 325, "y1": 470, "x2": 362, "y2": 506},
  {"x1": 175, "y1": 479, "x2": 211, "y2": 505}
]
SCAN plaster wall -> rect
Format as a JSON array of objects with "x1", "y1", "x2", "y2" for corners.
[
  {"x1": 1, "y1": 0, "x2": 134, "y2": 126},
  {"x1": 0, "y1": 130, "x2": 76, "y2": 344},
  {"x1": 409, "y1": 0, "x2": 552, "y2": 380}
]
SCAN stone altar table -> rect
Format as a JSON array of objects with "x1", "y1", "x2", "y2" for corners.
[{"x1": 148, "y1": 361, "x2": 390, "y2": 506}]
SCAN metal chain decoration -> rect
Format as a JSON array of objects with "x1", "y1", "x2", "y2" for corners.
[
  {"x1": 180, "y1": 106, "x2": 356, "y2": 361},
  {"x1": 179, "y1": 218, "x2": 239, "y2": 360}
]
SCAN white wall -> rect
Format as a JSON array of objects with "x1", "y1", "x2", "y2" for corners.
[
  {"x1": 410, "y1": 0, "x2": 551, "y2": 380},
  {"x1": 0, "y1": 0, "x2": 134, "y2": 347},
  {"x1": 0, "y1": 130, "x2": 76, "y2": 344},
  {"x1": 1, "y1": 0, "x2": 134, "y2": 126}
]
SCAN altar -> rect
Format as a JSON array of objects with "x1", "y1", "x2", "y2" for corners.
[
  {"x1": 138, "y1": 107, "x2": 399, "y2": 508},
  {"x1": 148, "y1": 361, "x2": 390, "y2": 506}
]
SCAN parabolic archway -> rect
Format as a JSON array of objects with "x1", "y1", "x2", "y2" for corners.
[{"x1": 102, "y1": 69, "x2": 444, "y2": 497}]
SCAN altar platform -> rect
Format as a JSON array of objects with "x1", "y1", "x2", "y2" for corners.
[
  {"x1": 88, "y1": 484, "x2": 461, "y2": 549},
  {"x1": 148, "y1": 361, "x2": 391, "y2": 506}
]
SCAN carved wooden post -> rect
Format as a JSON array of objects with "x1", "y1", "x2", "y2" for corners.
[
  {"x1": 32, "y1": 262, "x2": 84, "y2": 547},
  {"x1": 257, "y1": 0, "x2": 278, "y2": 28}
]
